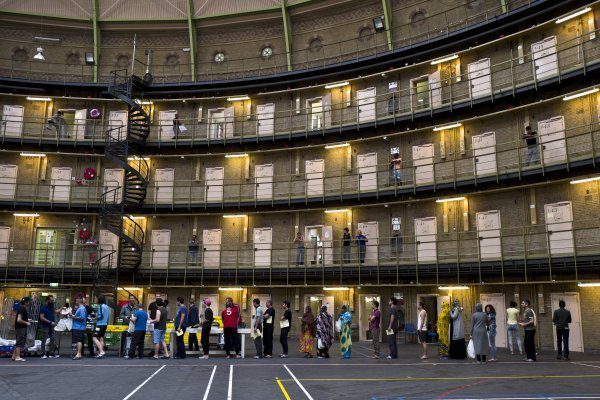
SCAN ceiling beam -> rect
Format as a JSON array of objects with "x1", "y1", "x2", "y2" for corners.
[
  {"x1": 186, "y1": 0, "x2": 197, "y2": 82},
  {"x1": 281, "y1": 0, "x2": 293, "y2": 72},
  {"x1": 381, "y1": 0, "x2": 393, "y2": 51}
]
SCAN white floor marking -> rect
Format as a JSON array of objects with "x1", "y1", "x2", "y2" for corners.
[
  {"x1": 227, "y1": 365, "x2": 233, "y2": 400},
  {"x1": 122, "y1": 365, "x2": 166, "y2": 400},
  {"x1": 573, "y1": 362, "x2": 600, "y2": 369},
  {"x1": 284, "y1": 364, "x2": 314, "y2": 400},
  {"x1": 202, "y1": 365, "x2": 217, "y2": 400}
]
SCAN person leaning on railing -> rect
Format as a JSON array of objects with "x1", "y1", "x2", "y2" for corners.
[{"x1": 293, "y1": 232, "x2": 305, "y2": 266}]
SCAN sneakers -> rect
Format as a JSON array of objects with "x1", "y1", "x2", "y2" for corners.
[
  {"x1": 280, "y1": 354, "x2": 288, "y2": 358},
  {"x1": 13, "y1": 358, "x2": 25, "y2": 362},
  {"x1": 51, "y1": 354, "x2": 60, "y2": 359},
  {"x1": 386, "y1": 355, "x2": 393, "y2": 359},
  {"x1": 253, "y1": 356, "x2": 261, "y2": 359},
  {"x1": 41, "y1": 355, "x2": 48, "y2": 359}
]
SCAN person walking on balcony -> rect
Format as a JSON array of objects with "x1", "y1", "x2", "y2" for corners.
[
  {"x1": 188, "y1": 235, "x2": 199, "y2": 265},
  {"x1": 355, "y1": 230, "x2": 368, "y2": 263},
  {"x1": 553, "y1": 300, "x2": 572, "y2": 360},
  {"x1": 12, "y1": 297, "x2": 31, "y2": 362},
  {"x1": 449, "y1": 299, "x2": 467, "y2": 359},
  {"x1": 342, "y1": 228, "x2": 352, "y2": 264},
  {"x1": 188, "y1": 299, "x2": 200, "y2": 353},
  {"x1": 39, "y1": 295, "x2": 58, "y2": 359},
  {"x1": 523, "y1": 126, "x2": 539, "y2": 166},
  {"x1": 293, "y1": 232, "x2": 305, "y2": 266},
  {"x1": 390, "y1": 152, "x2": 403, "y2": 185},
  {"x1": 200, "y1": 298, "x2": 213, "y2": 359},
  {"x1": 368, "y1": 300, "x2": 381, "y2": 359},
  {"x1": 506, "y1": 301, "x2": 523, "y2": 355},
  {"x1": 520, "y1": 299, "x2": 536, "y2": 362}
]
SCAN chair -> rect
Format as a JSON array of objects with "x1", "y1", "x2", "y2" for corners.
[{"x1": 404, "y1": 323, "x2": 417, "y2": 344}]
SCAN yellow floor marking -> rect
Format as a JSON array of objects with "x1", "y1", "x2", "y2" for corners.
[
  {"x1": 277, "y1": 378, "x2": 292, "y2": 400},
  {"x1": 278, "y1": 374, "x2": 600, "y2": 382}
]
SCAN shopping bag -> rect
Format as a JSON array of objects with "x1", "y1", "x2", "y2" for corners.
[
  {"x1": 467, "y1": 339, "x2": 475, "y2": 359},
  {"x1": 335, "y1": 319, "x2": 342, "y2": 333},
  {"x1": 318, "y1": 338, "x2": 325, "y2": 350}
]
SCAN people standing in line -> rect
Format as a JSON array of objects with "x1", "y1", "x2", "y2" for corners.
[
  {"x1": 387, "y1": 297, "x2": 399, "y2": 359},
  {"x1": 449, "y1": 299, "x2": 467, "y2": 359},
  {"x1": 485, "y1": 304, "x2": 498, "y2": 361},
  {"x1": 225, "y1": 296, "x2": 243, "y2": 357},
  {"x1": 471, "y1": 303, "x2": 490, "y2": 364},
  {"x1": 263, "y1": 300, "x2": 275, "y2": 358},
  {"x1": 280, "y1": 300, "x2": 292, "y2": 358},
  {"x1": 252, "y1": 298, "x2": 264, "y2": 359},
  {"x1": 120, "y1": 295, "x2": 136, "y2": 356},
  {"x1": 506, "y1": 301, "x2": 523, "y2": 355},
  {"x1": 368, "y1": 300, "x2": 381, "y2": 359},
  {"x1": 390, "y1": 152, "x2": 403, "y2": 184},
  {"x1": 39, "y1": 295, "x2": 58, "y2": 359},
  {"x1": 553, "y1": 300, "x2": 572, "y2": 360},
  {"x1": 355, "y1": 230, "x2": 368, "y2": 263},
  {"x1": 299, "y1": 305, "x2": 315, "y2": 358},
  {"x1": 188, "y1": 235, "x2": 199, "y2": 265},
  {"x1": 437, "y1": 302, "x2": 450, "y2": 359},
  {"x1": 315, "y1": 305, "x2": 333, "y2": 359},
  {"x1": 82, "y1": 297, "x2": 96, "y2": 357},
  {"x1": 339, "y1": 305, "x2": 352, "y2": 359},
  {"x1": 174, "y1": 297, "x2": 188, "y2": 359},
  {"x1": 12, "y1": 296, "x2": 31, "y2": 362},
  {"x1": 222, "y1": 298, "x2": 240, "y2": 359},
  {"x1": 92, "y1": 295, "x2": 110, "y2": 359},
  {"x1": 417, "y1": 302, "x2": 428, "y2": 360},
  {"x1": 523, "y1": 125, "x2": 539, "y2": 166},
  {"x1": 69, "y1": 297, "x2": 87, "y2": 360},
  {"x1": 520, "y1": 299, "x2": 536, "y2": 362},
  {"x1": 151, "y1": 298, "x2": 169, "y2": 359},
  {"x1": 147, "y1": 294, "x2": 160, "y2": 357},
  {"x1": 200, "y1": 298, "x2": 213, "y2": 359},
  {"x1": 342, "y1": 228, "x2": 352, "y2": 264},
  {"x1": 293, "y1": 232, "x2": 305, "y2": 266},
  {"x1": 127, "y1": 303, "x2": 148, "y2": 359},
  {"x1": 188, "y1": 299, "x2": 200, "y2": 353}
]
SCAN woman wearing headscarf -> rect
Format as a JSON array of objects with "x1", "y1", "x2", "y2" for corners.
[
  {"x1": 339, "y1": 305, "x2": 352, "y2": 359},
  {"x1": 449, "y1": 299, "x2": 467, "y2": 359},
  {"x1": 471, "y1": 303, "x2": 490, "y2": 364},
  {"x1": 437, "y1": 301, "x2": 451, "y2": 359},
  {"x1": 299, "y1": 305, "x2": 315, "y2": 358},
  {"x1": 485, "y1": 304, "x2": 497, "y2": 361},
  {"x1": 315, "y1": 305, "x2": 333, "y2": 358}
]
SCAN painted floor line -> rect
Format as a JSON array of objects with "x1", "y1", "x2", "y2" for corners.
[
  {"x1": 276, "y1": 378, "x2": 292, "y2": 400},
  {"x1": 573, "y1": 362, "x2": 600, "y2": 369},
  {"x1": 227, "y1": 365, "x2": 234, "y2": 400},
  {"x1": 202, "y1": 365, "x2": 217, "y2": 400},
  {"x1": 278, "y1": 374, "x2": 600, "y2": 382},
  {"x1": 284, "y1": 364, "x2": 314, "y2": 400},
  {"x1": 122, "y1": 364, "x2": 166, "y2": 400}
]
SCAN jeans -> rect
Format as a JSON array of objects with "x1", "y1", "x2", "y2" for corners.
[
  {"x1": 280, "y1": 327, "x2": 290, "y2": 355},
  {"x1": 296, "y1": 246, "x2": 305, "y2": 265},
  {"x1": 525, "y1": 145, "x2": 539, "y2": 166},
  {"x1": 224, "y1": 327, "x2": 238, "y2": 356},
  {"x1": 128, "y1": 331, "x2": 146, "y2": 358},
  {"x1": 388, "y1": 329, "x2": 398, "y2": 358},
  {"x1": 41, "y1": 327, "x2": 56, "y2": 356},
  {"x1": 556, "y1": 328, "x2": 570, "y2": 358},
  {"x1": 371, "y1": 327, "x2": 380, "y2": 356},
  {"x1": 488, "y1": 333, "x2": 497, "y2": 359},
  {"x1": 175, "y1": 327, "x2": 187, "y2": 358},
  {"x1": 188, "y1": 332, "x2": 199, "y2": 351},
  {"x1": 358, "y1": 245, "x2": 366, "y2": 263},
  {"x1": 254, "y1": 325, "x2": 263, "y2": 358},
  {"x1": 507, "y1": 324, "x2": 522, "y2": 353},
  {"x1": 390, "y1": 168, "x2": 402, "y2": 184},
  {"x1": 189, "y1": 250, "x2": 198, "y2": 265},
  {"x1": 343, "y1": 246, "x2": 350, "y2": 264},
  {"x1": 201, "y1": 325, "x2": 211, "y2": 355},
  {"x1": 524, "y1": 329, "x2": 536, "y2": 361}
]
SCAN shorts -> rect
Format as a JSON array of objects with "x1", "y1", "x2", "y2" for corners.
[
  {"x1": 153, "y1": 329, "x2": 165, "y2": 344},
  {"x1": 418, "y1": 331, "x2": 428, "y2": 343},
  {"x1": 15, "y1": 328, "x2": 27, "y2": 349},
  {"x1": 93, "y1": 325, "x2": 107, "y2": 338},
  {"x1": 72, "y1": 329, "x2": 85, "y2": 344}
]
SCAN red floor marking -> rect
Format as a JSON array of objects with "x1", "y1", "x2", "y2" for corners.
[{"x1": 435, "y1": 379, "x2": 486, "y2": 400}]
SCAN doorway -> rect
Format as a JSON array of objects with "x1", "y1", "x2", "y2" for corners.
[
  {"x1": 308, "y1": 99, "x2": 323, "y2": 130},
  {"x1": 208, "y1": 109, "x2": 225, "y2": 139},
  {"x1": 480, "y1": 293, "x2": 507, "y2": 348},
  {"x1": 411, "y1": 76, "x2": 430, "y2": 110},
  {"x1": 358, "y1": 294, "x2": 381, "y2": 341},
  {"x1": 417, "y1": 294, "x2": 449, "y2": 341},
  {"x1": 551, "y1": 293, "x2": 583, "y2": 352},
  {"x1": 304, "y1": 294, "x2": 335, "y2": 340},
  {"x1": 34, "y1": 228, "x2": 76, "y2": 267}
]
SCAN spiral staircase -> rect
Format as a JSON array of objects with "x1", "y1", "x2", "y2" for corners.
[{"x1": 97, "y1": 70, "x2": 150, "y2": 283}]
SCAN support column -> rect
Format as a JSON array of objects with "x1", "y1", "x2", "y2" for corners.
[
  {"x1": 186, "y1": 0, "x2": 197, "y2": 82},
  {"x1": 381, "y1": 0, "x2": 393, "y2": 51},
  {"x1": 92, "y1": 0, "x2": 100, "y2": 82},
  {"x1": 281, "y1": 0, "x2": 293, "y2": 71}
]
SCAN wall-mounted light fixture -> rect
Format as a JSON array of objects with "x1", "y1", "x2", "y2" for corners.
[
  {"x1": 85, "y1": 52, "x2": 95, "y2": 66},
  {"x1": 224, "y1": 153, "x2": 249, "y2": 159},
  {"x1": 14, "y1": 213, "x2": 40, "y2": 217},
  {"x1": 227, "y1": 95, "x2": 250, "y2": 101},
  {"x1": 33, "y1": 47, "x2": 45, "y2": 61},
  {"x1": 570, "y1": 176, "x2": 600, "y2": 184},
  {"x1": 433, "y1": 122, "x2": 462, "y2": 131},
  {"x1": 26, "y1": 97, "x2": 51, "y2": 102},
  {"x1": 223, "y1": 214, "x2": 247, "y2": 219},
  {"x1": 324, "y1": 286, "x2": 350, "y2": 291},
  {"x1": 20, "y1": 152, "x2": 46, "y2": 157},
  {"x1": 219, "y1": 287, "x2": 244, "y2": 291},
  {"x1": 439, "y1": 285, "x2": 469, "y2": 290},
  {"x1": 324, "y1": 208, "x2": 350, "y2": 214},
  {"x1": 324, "y1": 81, "x2": 349, "y2": 89},
  {"x1": 555, "y1": 7, "x2": 591, "y2": 24},
  {"x1": 562, "y1": 87, "x2": 598, "y2": 101},
  {"x1": 431, "y1": 54, "x2": 458, "y2": 65},
  {"x1": 436, "y1": 197, "x2": 466, "y2": 203},
  {"x1": 324, "y1": 143, "x2": 350, "y2": 149},
  {"x1": 372, "y1": 16, "x2": 385, "y2": 32}
]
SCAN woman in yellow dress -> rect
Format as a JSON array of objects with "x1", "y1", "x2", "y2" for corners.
[
  {"x1": 438, "y1": 301, "x2": 450, "y2": 359},
  {"x1": 299, "y1": 305, "x2": 315, "y2": 357}
]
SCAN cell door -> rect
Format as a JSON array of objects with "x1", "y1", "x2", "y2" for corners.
[
  {"x1": 480, "y1": 293, "x2": 507, "y2": 348},
  {"x1": 99, "y1": 229, "x2": 119, "y2": 268},
  {"x1": 412, "y1": 144, "x2": 434, "y2": 184},
  {"x1": 159, "y1": 110, "x2": 177, "y2": 140},
  {"x1": 108, "y1": 110, "x2": 128, "y2": 141},
  {"x1": 50, "y1": 167, "x2": 72, "y2": 202},
  {"x1": 306, "y1": 159, "x2": 324, "y2": 196},
  {"x1": 429, "y1": 70, "x2": 442, "y2": 108},
  {"x1": 476, "y1": 210, "x2": 502, "y2": 259},
  {"x1": 357, "y1": 221, "x2": 379, "y2": 261},
  {"x1": 309, "y1": 99, "x2": 323, "y2": 130},
  {"x1": 0, "y1": 165, "x2": 17, "y2": 200},
  {"x1": 358, "y1": 294, "x2": 381, "y2": 341},
  {"x1": 0, "y1": 227, "x2": 9, "y2": 266},
  {"x1": 544, "y1": 201, "x2": 574, "y2": 255},
  {"x1": 223, "y1": 106, "x2": 235, "y2": 138},
  {"x1": 472, "y1": 132, "x2": 497, "y2": 177},
  {"x1": 257, "y1": 103, "x2": 275, "y2": 136},
  {"x1": 532, "y1": 36, "x2": 558, "y2": 81},
  {"x1": 357, "y1": 153, "x2": 378, "y2": 192},
  {"x1": 304, "y1": 295, "x2": 335, "y2": 337},
  {"x1": 103, "y1": 168, "x2": 124, "y2": 204},
  {"x1": 205, "y1": 167, "x2": 224, "y2": 202},
  {"x1": 151, "y1": 229, "x2": 171, "y2": 268},
  {"x1": 468, "y1": 58, "x2": 492, "y2": 99},
  {"x1": 551, "y1": 293, "x2": 583, "y2": 352},
  {"x1": 322, "y1": 94, "x2": 332, "y2": 128},
  {"x1": 74, "y1": 109, "x2": 87, "y2": 140},
  {"x1": 155, "y1": 168, "x2": 174, "y2": 204},
  {"x1": 254, "y1": 227, "x2": 273, "y2": 267},
  {"x1": 202, "y1": 229, "x2": 222, "y2": 268},
  {"x1": 415, "y1": 217, "x2": 437, "y2": 262},
  {"x1": 255, "y1": 164, "x2": 274, "y2": 200},
  {"x1": 208, "y1": 110, "x2": 225, "y2": 139},
  {"x1": 2, "y1": 105, "x2": 24, "y2": 138},
  {"x1": 538, "y1": 116, "x2": 566, "y2": 165},
  {"x1": 322, "y1": 225, "x2": 333, "y2": 265},
  {"x1": 357, "y1": 87, "x2": 376, "y2": 122}
]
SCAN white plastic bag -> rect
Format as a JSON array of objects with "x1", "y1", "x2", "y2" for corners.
[
  {"x1": 467, "y1": 339, "x2": 475, "y2": 359},
  {"x1": 335, "y1": 319, "x2": 342, "y2": 333},
  {"x1": 318, "y1": 338, "x2": 324, "y2": 350}
]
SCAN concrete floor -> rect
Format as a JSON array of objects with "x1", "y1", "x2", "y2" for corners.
[{"x1": 1, "y1": 341, "x2": 600, "y2": 400}]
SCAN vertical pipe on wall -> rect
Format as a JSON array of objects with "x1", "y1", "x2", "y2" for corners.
[
  {"x1": 92, "y1": 0, "x2": 100, "y2": 83},
  {"x1": 381, "y1": 0, "x2": 393, "y2": 51},
  {"x1": 281, "y1": 0, "x2": 293, "y2": 72},
  {"x1": 186, "y1": 0, "x2": 197, "y2": 82}
]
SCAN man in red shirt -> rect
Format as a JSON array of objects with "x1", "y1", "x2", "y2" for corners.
[{"x1": 222, "y1": 298, "x2": 241, "y2": 358}]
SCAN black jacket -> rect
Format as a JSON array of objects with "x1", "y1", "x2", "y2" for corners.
[
  {"x1": 188, "y1": 305, "x2": 200, "y2": 326},
  {"x1": 552, "y1": 308, "x2": 572, "y2": 330}
]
